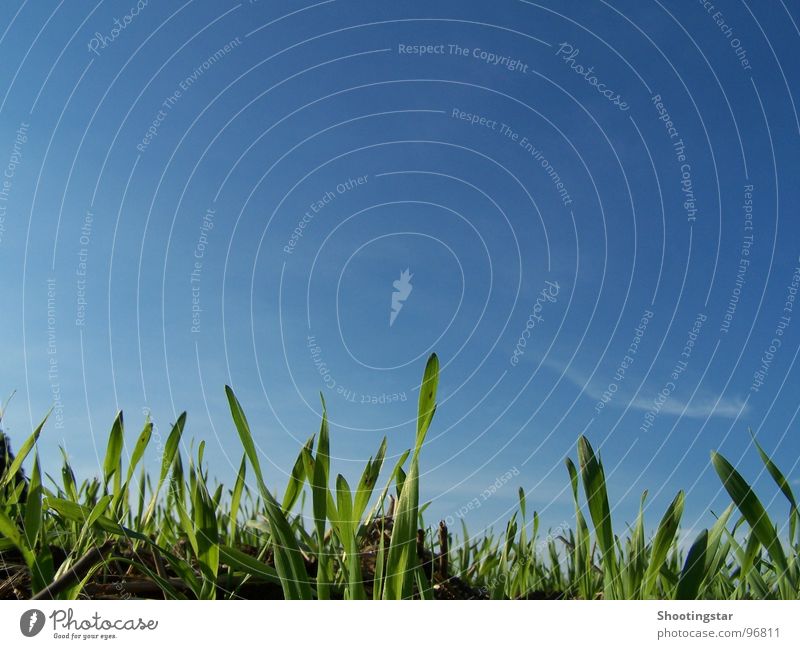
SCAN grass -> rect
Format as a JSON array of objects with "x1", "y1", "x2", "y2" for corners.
[{"x1": 1, "y1": 352, "x2": 799, "y2": 599}]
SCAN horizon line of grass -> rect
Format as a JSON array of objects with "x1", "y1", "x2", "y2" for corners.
[{"x1": 1, "y1": 353, "x2": 799, "y2": 600}]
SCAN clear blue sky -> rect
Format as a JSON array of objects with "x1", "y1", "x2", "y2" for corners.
[{"x1": 1, "y1": 0, "x2": 799, "y2": 539}]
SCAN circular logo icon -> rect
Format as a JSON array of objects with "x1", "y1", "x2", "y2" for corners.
[{"x1": 20, "y1": 609, "x2": 45, "y2": 637}]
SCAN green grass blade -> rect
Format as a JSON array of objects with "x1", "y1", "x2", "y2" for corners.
[
  {"x1": 103, "y1": 412, "x2": 124, "y2": 492},
  {"x1": 282, "y1": 435, "x2": 313, "y2": 513},
  {"x1": 353, "y1": 437, "x2": 387, "y2": 525},
  {"x1": 749, "y1": 429, "x2": 798, "y2": 544},
  {"x1": 229, "y1": 455, "x2": 247, "y2": 543},
  {"x1": 643, "y1": 491, "x2": 684, "y2": 597},
  {"x1": 748, "y1": 429, "x2": 797, "y2": 510},
  {"x1": 45, "y1": 497, "x2": 148, "y2": 541},
  {"x1": 225, "y1": 385, "x2": 312, "y2": 600},
  {"x1": 220, "y1": 545, "x2": 280, "y2": 583},
  {"x1": 363, "y1": 449, "x2": 409, "y2": 530},
  {"x1": 1, "y1": 412, "x2": 48, "y2": 488},
  {"x1": 383, "y1": 458, "x2": 420, "y2": 599},
  {"x1": 141, "y1": 413, "x2": 185, "y2": 527},
  {"x1": 334, "y1": 474, "x2": 365, "y2": 599},
  {"x1": 193, "y1": 479, "x2": 220, "y2": 587},
  {"x1": 711, "y1": 451, "x2": 788, "y2": 578},
  {"x1": 0, "y1": 508, "x2": 34, "y2": 565},
  {"x1": 577, "y1": 436, "x2": 619, "y2": 598},
  {"x1": 23, "y1": 453, "x2": 43, "y2": 549},
  {"x1": 373, "y1": 525, "x2": 386, "y2": 600},
  {"x1": 125, "y1": 419, "x2": 153, "y2": 484},
  {"x1": 675, "y1": 529, "x2": 708, "y2": 599},
  {"x1": 311, "y1": 399, "x2": 331, "y2": 599},
  {"x1": 416, "y1": 353, "x2": 439, "y2": 447},
  {"x1": 384, "y1": 354, "x2": 439, "y2": 600},
  {"x1": 160, "y1": 413, "x2": 186, "y2": 484}
]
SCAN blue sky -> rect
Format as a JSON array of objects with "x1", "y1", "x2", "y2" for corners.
[{"x1": 1, "y1": 0, "x2": 800, "y2": 538}]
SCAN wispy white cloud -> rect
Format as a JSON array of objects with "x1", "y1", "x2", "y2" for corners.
[
  {"x1": 541, "y1": 357, "x2": 749, "y2": 420},
  {"x1": 629, "y1": 394, "x2": 747, "y2": 419}
]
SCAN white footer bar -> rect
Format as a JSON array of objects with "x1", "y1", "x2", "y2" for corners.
[{"x1": 2, "y1": 600, "x2": 797, "y2": 648}]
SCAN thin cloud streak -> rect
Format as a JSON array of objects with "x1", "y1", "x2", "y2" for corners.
[{"x1": 541, "y1": 357, "x2": 749, "y2": 420}]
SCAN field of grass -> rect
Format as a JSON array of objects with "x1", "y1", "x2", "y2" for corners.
[{"x1": 1, "y1": 353, "x2": 798, "y2": 600}]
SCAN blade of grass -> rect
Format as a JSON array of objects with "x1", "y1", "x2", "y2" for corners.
[
  {"x1": 225, "y1": 385, "x2": 312, "y2": 599},
  {"x1": 229, "y1": 455, "x2": 247, "y2": 544},
  {"x1": 675, "y1": 529, "x2": 708, "y2": 600},
  {"x1": 103, "y1": 412, "x2": 124, "y2": 493},
  {"x1": 748, "y1": 429, "x2": 798, "y2": 544},
  {"x1": 141, "y1": 413, "x2": 186, "y2": 527},
  {"x1": 577, "y1": 436, "x2": 619, "y2": 598},
  {"x1": 282, "y1": 435, "x2": 313, "y2": 514},
  {"x1": 311, "y1": 398, "x2": 331, "y2": 599},
  {"x1": 125, "y1": 419, "x2": 153, "y2": 484},
  {"x1": 643, "y1": 491, "x2": 684, "y2": 598},
  {"x1": 711, "y1": 452, "x2": 788, "y2": 582},
  {"x1": 1, "y1": 412, "x2": 48, "y2": 489},
  {"x1": 384, "y1": 353, "x2": 438, "y2": 600}
]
